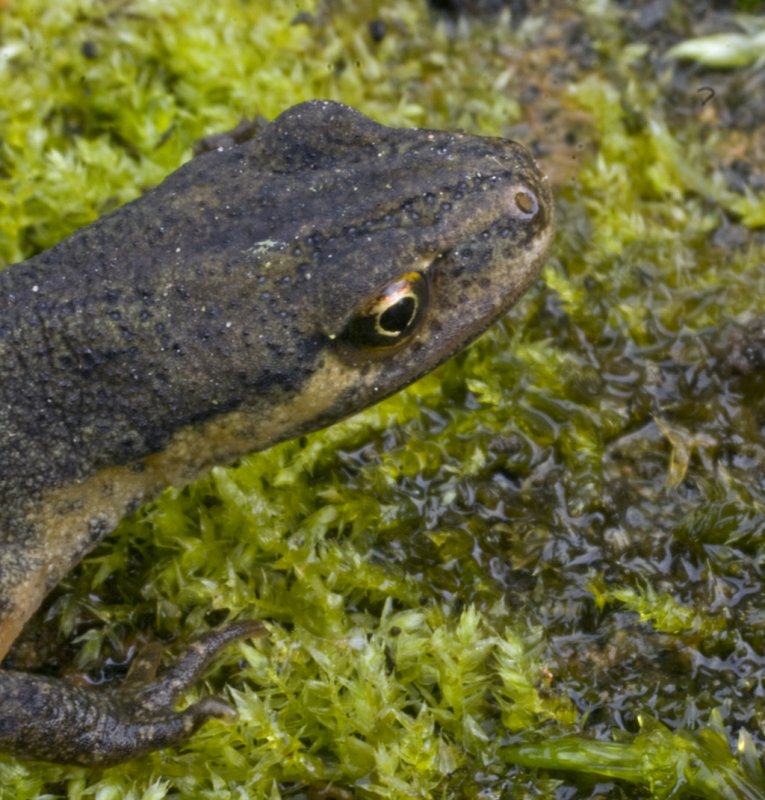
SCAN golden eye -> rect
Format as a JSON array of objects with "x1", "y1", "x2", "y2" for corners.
[{"x1": 342, "y1": 271, "x2": 428, "y2": 348}]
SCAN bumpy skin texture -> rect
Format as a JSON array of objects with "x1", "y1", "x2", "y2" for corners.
[{"x1": 0, "y1": 100, "x2": 554, "y2": 764}]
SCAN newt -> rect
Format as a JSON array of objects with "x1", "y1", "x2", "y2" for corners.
[{"x1": 0, "y1": 100, "x2": 553, "y2": 764}]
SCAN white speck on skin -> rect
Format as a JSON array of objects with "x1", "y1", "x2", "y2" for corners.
[{"x1": 245, "y1": 240, "x2": 284, "y2": 259}]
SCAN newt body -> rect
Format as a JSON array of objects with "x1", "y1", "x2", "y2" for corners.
[{"x1": 0, "y1": 101, "x2": 553, "y2": 763}]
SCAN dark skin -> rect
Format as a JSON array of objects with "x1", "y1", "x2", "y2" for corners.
[{"x1": 0, "y1": 101, "x2": 554, "y2": 764}]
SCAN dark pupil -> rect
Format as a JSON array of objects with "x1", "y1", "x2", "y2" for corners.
[{"x1": 380, "y1": 296, "x2": 415, "y2": 333}]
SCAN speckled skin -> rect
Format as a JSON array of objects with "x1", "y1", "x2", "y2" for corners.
[{"x1": 0, "y1": 100, "x2": 553, "y2": 764}]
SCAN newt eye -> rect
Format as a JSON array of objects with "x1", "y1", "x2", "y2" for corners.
[{"x1": 342, "y1": 271, "x2": 428, "y2": 348}]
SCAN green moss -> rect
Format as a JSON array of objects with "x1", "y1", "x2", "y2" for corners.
[
  {"x1": 667, "y1": 29, "x2": 765, "y2": 70},
  {"x1": 504, "y1": 713, "x2": 765, "y2": 800},
  {"x1": 588, "y1": 576, "x2": 727, "y2": 637},
  {"x1": 2, "y1": 0, "x2": 765, "y2": 798},
  {"x1": 0, "y1": 1, "x2": 317, "y2": 265}
]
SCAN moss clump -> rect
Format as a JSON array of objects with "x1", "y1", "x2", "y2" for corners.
[
  {"x1": 0, "y1": 1, "x2": 316, "y2": 264},
  {"x1": 504, "y1": 713, "x2": 765, "y2": 800}
]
